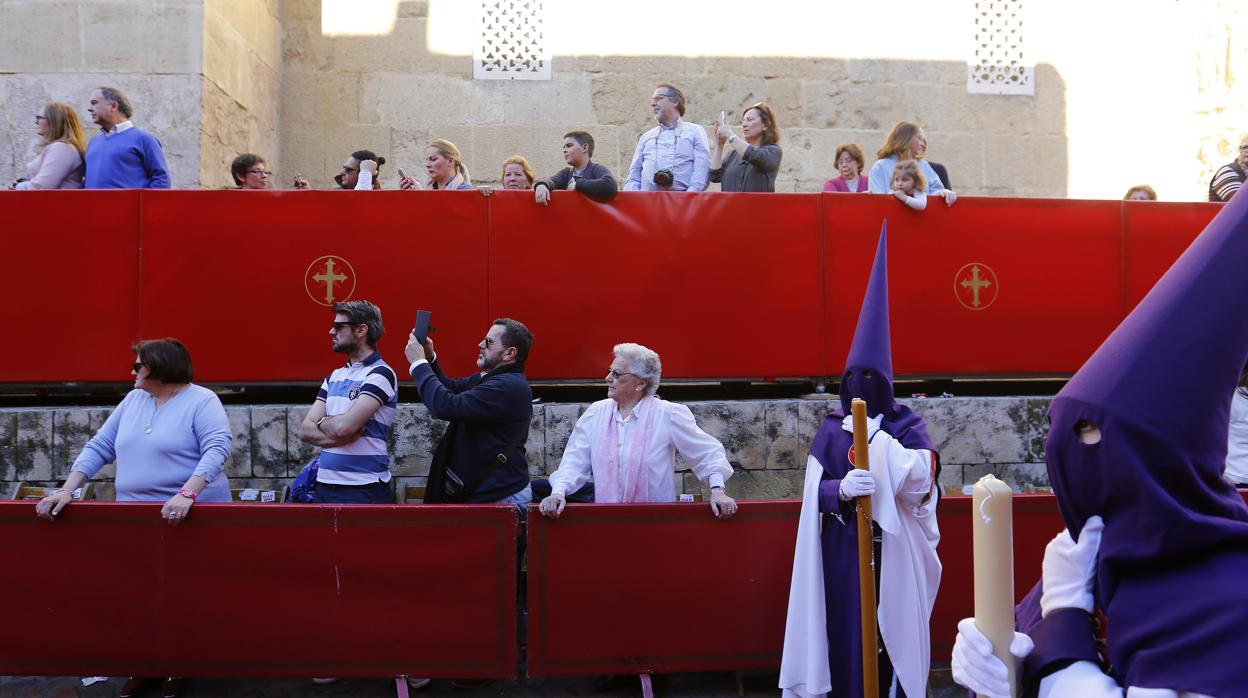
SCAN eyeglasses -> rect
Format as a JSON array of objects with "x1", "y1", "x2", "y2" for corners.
[
  {"x1": 606, "y1": 368, "x2": 639, "y2": 380},
  {"x1": 247, "y1": 169, "x2": 272, "y2": 177},
  {"x1": 341, "y1": 165, "x2": 358, "y2": 172},
  {"x1": 133, "y1": 362, "x2": 144, "y2": 373},
  {"x1": 482, "y1": 337, "x2": 496, "y2": 348},
  {"x1": 333, "y1": 321, "x2": 363, "y2": 331}
]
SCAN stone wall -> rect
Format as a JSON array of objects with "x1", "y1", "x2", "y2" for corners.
[
  {"x1": 199, "y1": 0, "x2": 281, "y2": 188},
  {"x1": 0, "y1": 0, "x2": 204, "y2": 188},
  {"x1": 0, "y1": 396, "x2": 1052, "y2": 501},
  {"x1": 3, "y1": 1, "x2": 1246, "y2": 199}
]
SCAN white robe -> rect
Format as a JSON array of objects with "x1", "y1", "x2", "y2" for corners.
[{"x1": 780, "y1": 430, "x2": 941, "y2": 698}]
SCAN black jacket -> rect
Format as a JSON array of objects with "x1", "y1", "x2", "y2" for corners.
[
  {"x1": 536, "y1": 160, "x2": 618, "y2": 202},
  {"x1": 413, "y1": 360, "x2": 532, "y2": 503}
]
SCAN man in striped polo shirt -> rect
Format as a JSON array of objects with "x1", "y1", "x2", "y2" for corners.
[{"x1": 297, "y1": 300, "x2": 399, "y2": 504}]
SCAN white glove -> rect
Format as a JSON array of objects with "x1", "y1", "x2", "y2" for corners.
[
  {"x1": 839, "y1": 468, "x2": 875, "y2": 501},
  {"x1": 1040, "y1": 515, "x2": 1104, "y2": 617},
  {"x1": 841, "y1": 413, "x2": 882, "y2": 440},
  {"x1": 951, "y1": 618, "x2": 1034, "y2": 698}
]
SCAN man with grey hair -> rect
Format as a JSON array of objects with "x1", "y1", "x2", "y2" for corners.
[
  {"x1": 84, "y1": 86, "x2": 170, "y2": 189},
  {"x1": 539, "y1": 342, "x2": 737, "y2": 519}
]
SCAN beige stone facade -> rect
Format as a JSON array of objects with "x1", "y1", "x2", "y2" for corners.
[{"x1": 1, "y1": 0, "x2": 1245, "y2": 199}]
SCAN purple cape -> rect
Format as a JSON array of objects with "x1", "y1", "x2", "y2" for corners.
[
  {"x1": 1043, "y1": 191, "x2": 1248, "y2": 695},
  {"x1": 808, "y1": 224, "x2": 937, "y2": 695}
]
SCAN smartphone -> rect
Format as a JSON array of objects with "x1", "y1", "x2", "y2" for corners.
[
  {"x1": 413, "y1": 309, "x2": 432, "y2": 345},
  {"x1": 398, "y1": 167, "x2": 408, "y2": 180}
]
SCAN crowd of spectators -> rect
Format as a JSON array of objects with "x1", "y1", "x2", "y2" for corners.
[{"x1": 5, "y1": 83, "x2": 1243, "y2": 204}]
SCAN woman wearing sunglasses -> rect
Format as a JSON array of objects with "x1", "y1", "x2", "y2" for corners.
[
  {"x1": 35, "y1": 338, "x2": 232, "y2": 522},
  {"x1": 538, "y1": 342, "x2": 737, "y2": 520}
]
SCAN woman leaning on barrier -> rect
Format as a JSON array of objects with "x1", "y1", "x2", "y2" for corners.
[
  {"x1": 34, "y1": 338, "x2": 230, "y2": 698},
  {"x1": 538, "y1": 342, "x2": 738, "y2": 519},
  {"x1": 35, "y1": 338, "x2": 232, "y2": 523}
]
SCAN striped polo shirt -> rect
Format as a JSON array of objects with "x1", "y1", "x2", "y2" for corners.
[{"x1": 315, "y1": 351, "x2": 398, "y2": 485}]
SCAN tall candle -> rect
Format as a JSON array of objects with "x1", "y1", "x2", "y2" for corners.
[{"x1": 972, "y1": 474, "x2": 1016, "y2": 698}]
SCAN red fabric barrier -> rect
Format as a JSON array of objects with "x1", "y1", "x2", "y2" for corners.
[
  {"x1": 823, "y1": 196, "x2": 1126, "y2": 375},
  {"x1": 0, "y1": 502, "x2": 518, "y2": 678},
  {"x1": 0, "y1": 191, "x2": 141, "y2": 382},
  {"x1": 138, "y1": 191, "x2": 491, "y2": 381},
  {"x1": 0, "y1": 192, "x2": 1225, "y2": 382},
  {"x1": 489, "y1": 191, "x2": 824, "y2": 379},
  {"x1": 525, "y1": 501, "x2": 799, "y2": 675},
  {"x1": 1120, "y1": 200, "x2": 1218, "y2": 308}
]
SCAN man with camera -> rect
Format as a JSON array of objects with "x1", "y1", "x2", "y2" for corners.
[
  {"x1": 405, "y1": 319, "x2": 534, "y2": 505},
  {"x1": 624, "y1": 84, "x2": 710, "y2": 192}
]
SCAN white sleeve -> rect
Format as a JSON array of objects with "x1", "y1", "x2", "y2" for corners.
[
  {"x1": 902, "y1": 191, "x2": 928, "y2": 210},
  {"x1": 355, "y1": 169, "x2": 374, "y2": 190},
  {"x1": 870, "y1": 431, "x2": 933, "y2": 501},
  {"x1": 624, "y1": 137, "x2": 645, "y2": 191},
  {"x1": 549, "y1": 406, "x2": 597, "y2": 496},
  {"x1": 1038, "y1": 661, "x2": 1123, "y2": 698},
  {"x1": 668, "y1": 403, "x2": 732, "y2": 489}
]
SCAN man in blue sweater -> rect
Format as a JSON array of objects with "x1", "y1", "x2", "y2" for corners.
[{"x1": 85, "y1": 87, "x2": 171, "y2": 189}]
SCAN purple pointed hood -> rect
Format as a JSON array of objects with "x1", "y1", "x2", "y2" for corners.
[
  {"x1": 824, "y1": 223, "x2": 934, "y2": 457},
  {"x1": 1044, "y1": 193, "x2": 1248, "y2": 695}
]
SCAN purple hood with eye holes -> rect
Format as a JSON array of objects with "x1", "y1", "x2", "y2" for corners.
[{"x1": 1043, "y1": 191, "x2": 1248, "y2": 696}]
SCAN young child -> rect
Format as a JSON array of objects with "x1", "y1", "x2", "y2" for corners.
[{"x1": 891, "y1": 159, "x2": 928, "y2": 210}]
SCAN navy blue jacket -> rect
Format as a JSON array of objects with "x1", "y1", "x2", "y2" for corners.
[{"x1": 413, "y1": 360, "x2": 531, "y2": 503}]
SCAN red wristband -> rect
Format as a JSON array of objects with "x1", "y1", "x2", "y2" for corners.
[{"x1": 178, "y1": 488, "x2": 198, "y2": 501}]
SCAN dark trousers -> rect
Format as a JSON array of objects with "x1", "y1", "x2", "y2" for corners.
[{"x1": 313, "y1": 481, "x2": 393, "y2": 504}]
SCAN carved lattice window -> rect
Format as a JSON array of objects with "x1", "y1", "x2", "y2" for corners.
[
  {"x1": 475, "y1": 0, "x2": 550, "y2": 81},
  {"x1": 968, "y1": 1, "x2": 1033, "y2": 95}
]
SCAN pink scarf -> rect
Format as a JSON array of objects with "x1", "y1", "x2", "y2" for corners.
[{"x1": 594, "y1": 397, "x2": 659, "y2": 503}]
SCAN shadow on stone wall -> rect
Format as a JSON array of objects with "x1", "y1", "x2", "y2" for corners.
[{"x1": 280, "y1": 0, "x2": 1068, "y2": 196}]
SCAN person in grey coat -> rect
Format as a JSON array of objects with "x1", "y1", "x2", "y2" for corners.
[{"x1": 709, "y1": 102, "x2": 783, "y2": 192}]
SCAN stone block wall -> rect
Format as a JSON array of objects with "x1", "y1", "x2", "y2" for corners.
[
  {"x1": 0, "y1": 396, "x2": 1053, "y2": 501},
  {"x1": 0, "y1": 0, "x2": 205, "y2": 188}
]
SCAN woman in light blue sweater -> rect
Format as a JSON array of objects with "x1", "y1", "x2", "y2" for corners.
[
  {"x1": 35, "y1": 338, "x2": 232, "y2": 523},
  {"x1": 867, "y1": 120, "x2": 958, "y2": 206}
]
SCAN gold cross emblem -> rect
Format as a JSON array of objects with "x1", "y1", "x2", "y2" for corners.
[
  {"x1": 954, "y1": 262, "x2": 999, "y2": 310},
  {"x1": 304, "y1": 255, "x2": 357, "y2": 306}
]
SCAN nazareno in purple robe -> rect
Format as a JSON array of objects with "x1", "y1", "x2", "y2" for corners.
[
  {"x1": 810, "y1": 225, "x2": 939, "y2": 696},
  {"x1": 1021, "y1": 188, "x2": 1248, "y2": 696}
]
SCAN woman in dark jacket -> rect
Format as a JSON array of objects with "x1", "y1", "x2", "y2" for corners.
[{"x1": 709, "y1": 102, "x2": 782, "y2": 192}]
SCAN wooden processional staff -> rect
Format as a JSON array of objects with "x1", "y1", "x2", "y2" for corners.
[{"x1": 850, "y1": 398, "x2": 879, "y2": 698}]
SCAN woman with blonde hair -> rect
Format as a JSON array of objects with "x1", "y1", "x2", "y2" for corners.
[
  {"x1": 400, "y1": 139, "x2": 474, "y2": 190},
  {"x1": 7, "y1": 102, "x2": 86, "y2": 190},
  {"x1": 709, "y1": 102, "x2": 783, "y2": 192},
  {"x1": 867, "y1": 120, "x2": 957, "y2": 206}
]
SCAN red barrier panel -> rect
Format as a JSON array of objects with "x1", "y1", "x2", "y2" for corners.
[
  {"x1": 526, "y1": 500, "x2": 800, "y2": 675},
  {"x1": 824, "y1": 196, "x2": 1126, "y2": 376},
  {"x1": 1120, "y1": 200, "x2": 1218, "y2": 308},
  {"x1": 0, "y1": 192, "x2": 1225, "y2": 383},
  {"x1": 138, "y1": 191, "x2": 491, "y2": 381},
  {"x1": 0, "y1": 502, "x2": 518, "y2": 678},
  {"x1": 0, "y1": 191, "x2": 141, "y2": 382},
  {"x1": 490, "y1": 191, "x2": 824, "y2": 379}
]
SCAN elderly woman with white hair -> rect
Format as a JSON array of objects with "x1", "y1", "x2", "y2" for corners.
[{"x1": 539, "y1": 343, "x2": 738, "y2": 519}]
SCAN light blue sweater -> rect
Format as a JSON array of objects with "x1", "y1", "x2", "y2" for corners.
[
  {"x1": 84, "y1": 126, "x2": 171, "y2": 189},
  {"x1": 867, "y1": 155, "x2": 945, "y2": 195},
  {"x1": 72, "y1": 385, "x2": 232, "y2": 502}
]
